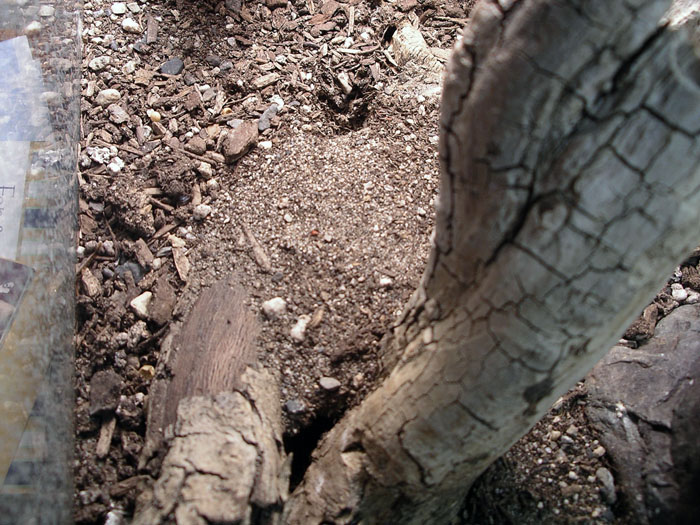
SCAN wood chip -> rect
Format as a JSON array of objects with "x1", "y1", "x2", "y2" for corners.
[
  {"x1": 96, "y1": 416, "x2": 117, "y2": 459},
  {"x1": 309, "y1": 306, "x2": 325, "y2": 329},
  {"x1": 146, "y1": 15, "x2": 159, "y2": 44},
  {"x1": 173, "y1": 246, "x2": 190, "y2": 281},
  {"x1": 81, "y1": 268, "x2": 102, "y2": 298},
  {"x1": 134, "y1": 238, "x2": 154, "y2": 268},
  {"x1": 242, "y1": 222, "x2": 272, "y2": 273}
]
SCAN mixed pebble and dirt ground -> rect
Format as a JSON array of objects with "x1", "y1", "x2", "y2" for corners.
[{"x1": 72, "y1": 0, "x2": 697, "y2": 523}]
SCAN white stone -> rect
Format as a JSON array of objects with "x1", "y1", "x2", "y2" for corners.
[
  {"x1": 130, "y1": 291, "x2": 152, "y2": 319},
  {"x1": 686, "y1": 291, "x2": 700, "y2": 304},
  {"x1": 107, "y1": 157, "x2": 125, "y2": 174},
  {"x1": 671, "y1": 283, "x2": 688, "y2": 302},
  {"x1": 270, "y1": 94, "x2": 285, "y2": 109},
  {"x1": 95, "y1": 88, "x2": 121, "y2": 106},
  {"x1": 87, "y1": 146, "x2": 113, "y2": 164},
  {"x1": 111, "y1": 2, "x2": 127, "y2": 14},
  {"x1": 319, "y1": 377, "x2": 341, "y2": 391},
  {"x1": 126, "y1": 2, "x2": 140, "y2": 13},
  {"x1": 88, "y1": 55, "x2": 111, "y2": 71},
  {"x1": 290, "y1": 315, "x2": 310, "y2": 342},
  {"x1": 206, "y1": 178, "x2": 220, "y2": 192},
  {"x1": 379, "y1": 276, "x2": 393, "y2": 288},
  {"x1": 262, "y1": 297, "x2": 287, "y2": 319},
  {"x1": 283, "y1": 213, "x2": 293, "y2": 223},
  {"x1": 38, "y1": 5, "x2": 55, "y2": 17},
  {"x1": 121, "y1": 17, "x2": 141, "y2": 33},
  {"x1": 196, "y1": 161, "x2": 213, "y2": 179},
  {"x1": 193, "y1": 204, "x2": 212, "y2": 221},
  {"x1": 259, "y1": 140, "x2": 273, "y2": 150},
  {"x1": 25, "y1": 21, "x2": 42, "y2": 35}
]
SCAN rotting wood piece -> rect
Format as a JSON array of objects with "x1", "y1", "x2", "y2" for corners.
[
  {"x1": 138, "y1": 281, "x2": 258, "y2": 473},
  {"x1": 133, "y1": 368, "x2": 289, "y2": 525}
]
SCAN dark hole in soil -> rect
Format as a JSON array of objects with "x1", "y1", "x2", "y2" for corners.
[
  {"x1": 383, "y1": 24, "x2": 397, "y2": 43},
  {"x1": 284, "y1": 413, "x2": 340, "y2": 491}
]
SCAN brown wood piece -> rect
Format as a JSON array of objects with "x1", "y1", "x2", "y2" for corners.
[
  {"x1": 96, "y1": 416, "x2": 117, "y2": 459},
  {"x1": 139, "y1": 281, "x2": 259, "y2": 470}
]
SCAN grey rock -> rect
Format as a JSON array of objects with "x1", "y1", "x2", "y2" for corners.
[
  {"x1": 586, "y1": 304, "x2": 700, "y2": 524},
  {"x1": 205, "y1": 54, "x2": 222, "y2": 67},
  {"x1": 89, "y1": 370, "x2": 123, "y2": 416},
  {"x1": 258, "y1": 103, "x2": 279, "y2": 132},
  {"x1": 284, "y1": 399, "x2": 305, "y2": 415},
  {"x1": 319, "y1": 377, "x2": 341, "y2": 391},
  {"x1": 596, "y1": 467, "x2": 617, "y2": 504},
  {"x1": 130, "y1": 291, "x2": 152, "y2": 319},
  {"x1": 193, "y1": 204, "x2": 212, "y2": 221},
  {"x1": 159, "y1": 57, "x2": 184, "y2": 75}
]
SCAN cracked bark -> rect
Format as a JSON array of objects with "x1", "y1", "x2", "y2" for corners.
[
  {"x1": 282, "y1": 1, "x2": 700, "y2": 523},
  {"x1": 133, "y1": 368, "x2": 290, "y2": 525}
]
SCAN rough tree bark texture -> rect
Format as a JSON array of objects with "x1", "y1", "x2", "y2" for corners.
[
  {"x1": 134, "y1": 368, "x2": 289, "y2": 525},
  {"x1": 285, "y1": 1, "x2": 700, "y2": 523}
]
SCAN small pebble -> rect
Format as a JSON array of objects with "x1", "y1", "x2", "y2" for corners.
[
  {"x1": 193, "y1": 204, "x2": 212, "y2": 221},
  {"x1": 671, "y1": 283, "x2": 688, "y2": 302},
  {"x1": 592, "y1": 445, "x2": 606, "y2": 458},
  {"x1": 129, "y1": 291, "x2": 152, "y2": 318},
  {"x1": 284, "y1": 399, "x2": 305, "y2": 414},
  {"x1": 147, "y1": 109, "x2": 161, "y2": 122},
  {"x1": 96, "y1": 88, "x2": 121, "y2": 106},
  {"x1": 319, "y1": 377, "x2": 341, "y2": 391},
  {"x1": 283, "y1": 213, "x2": 293, "y2": 223},
  {"x1": 686, "y1": 291, "x2": 700, "y2": 304},
  {"x1": 121, "y1": 17, "x2": 141, "y2": 33},
  {"x1": 159, "y1": 57, "x2": 184, "y2": 75},
  {"x1": 100, "y1": 240, "x2": 116, "y2": 257},
  {"x1": 197, "y1": 161, "x2": 214, "y2": 179},
  {"x1": 107, "y1": 157, "x2": 125, "y2": 174},
  {"x1": 25, "y1": 21, "x2": 42, "y2": 35},
  {"x1": 89, "y1": 56, "x2": 111, "y2": 71},
  {"x1": 379, "y1": 276, "x2": 393, "y2": 288},
  {"x1": 290, "y1": 315, "x2": 310, "y2": 342},
  {"x1": 596, "y1": 467, "x2": 617, "y2": 504},
  {"x1": 258, "y1": 103, "x2": 279, "y2": 131},
  {"x1": 262, "y1": 297, "x2": 287, "y2": 318},
  {"x1": 549, "y1": 430, "x2": 562, "y2": 441},
  {"x1": 38, "y1": 5, "x2": 55, "y2": 16},
  {"x1": 111, "y1": 2, "x2": 127, "y2": 14}
]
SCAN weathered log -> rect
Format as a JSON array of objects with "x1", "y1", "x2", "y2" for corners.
[
  {"x1": 139, "y1": 281, "x2": 258, "y2": 472},
  {"x1": 133, "y1": 367, "x2": 289, "y2": 525}
]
